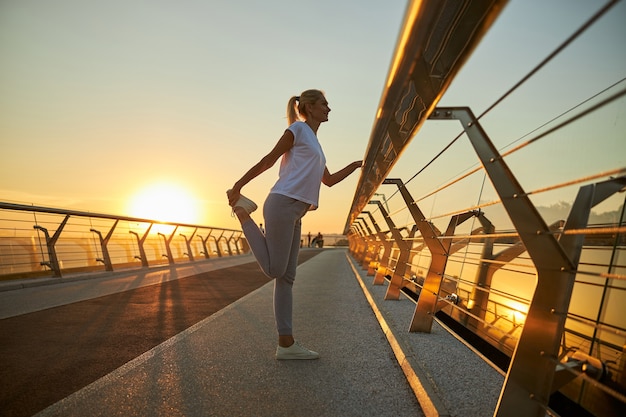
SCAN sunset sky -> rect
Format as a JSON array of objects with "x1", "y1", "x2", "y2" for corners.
[{"x1": 1, "y1": 0, "x2": 625, "y2": 235}]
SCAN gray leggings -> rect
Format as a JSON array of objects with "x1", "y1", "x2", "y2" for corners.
[{"x1": 241, "y1": 193, "x2": 310, "y2": 335}]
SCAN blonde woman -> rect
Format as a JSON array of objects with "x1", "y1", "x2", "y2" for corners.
[{"x1": 227, "y1": 89, "x2": 362, "y2": 360}]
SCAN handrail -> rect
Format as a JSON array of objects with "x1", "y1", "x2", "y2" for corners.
[
  {"x1": 345, "y1": 0, "x2": 508, "y2": 233},
  {"x1": 0, "y1": 201, "x2": 241, "y2": 232}
]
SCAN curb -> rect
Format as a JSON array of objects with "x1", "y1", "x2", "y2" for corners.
[{"x1": 346, "y1": 253, "x2": 450, "y2": 417}]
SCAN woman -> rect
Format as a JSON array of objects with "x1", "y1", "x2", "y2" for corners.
[{"x1": 227, "y1": 89, "x2": 362, "y2": 360}]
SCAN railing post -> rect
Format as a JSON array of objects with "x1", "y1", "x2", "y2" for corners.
[
  {"x1": 231, "y1": 231, "x2": 242, "y2": 255},
  {"x1": 357, "y1": 226, "x2": 373, "y2": 264},
  {"x1": 180, "y1": 228, "x2": 197, "y2": 261},
  {"x1": 197, "y1": 229, "x2": 213, "y2": 259},
  {"x1": 429, "y1": 106, "x2": 581, "y2": 417},
  {"x1": 90, "y1": 219, "x2": 118, "y2": 272},
  {"x1": 214, "y1": 231, "x2": 225, "y2": 257},
  {"x1": 356, "y1": 217, "x2": 375, "y2": 268},
  {"x1": 357, "y1": 217, "x2": 380, "y2": 274},
  {"x1": 347, "y1": 227, "x2": 358, "y2": 255},
  {"x1": 349, "y1": 226, "x2": 367, "y2": 259},
  {"x1": 381, "y1": 179, "x2": 477, "y2": 331},
  {"x1": 405, "y1": 224, "x2": 424, "y2": 279},
  {"x1": 370, "y1": 231, "x2": 392, "y2": 285},
  {"x1": 129, "y1": 223, "x2": 152, "y2": 268},
  {"x1": 368, "y1": 200, "x2": 411, "y2": 300},
  {"x1": 347, "y1": 226, "x2": 359, "y2": 255},
  {"x1": 427, "y1": 212, "x2": 477, "y2": 316},
  {"x1": 466, "y1": 213, "x2": 497, "y2": 328},
  {"x1": 33, "y1": 214, "x2": 69, "y2": 277},
  {"x1": 225, "y1": 231, "x2": 235, "y2": 256},
  {"x1": 362, "y1": 211, "x2": 385, "y2": 276},
  {"x1": 158, "y1": 225, "x2": 178, "y2": 265}
]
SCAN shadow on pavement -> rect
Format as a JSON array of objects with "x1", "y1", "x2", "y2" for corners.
[{"x1": 0, "y1": 249, "x2": 323, "y2": 417}]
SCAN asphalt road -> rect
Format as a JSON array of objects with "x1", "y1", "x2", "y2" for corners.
[{"x1": 0, "y1": 250, "x2": 323, "y2": 417}]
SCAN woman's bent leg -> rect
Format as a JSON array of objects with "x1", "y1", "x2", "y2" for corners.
[
  {"x1": 263, "y1": 194, "x2": 307, "y2": 278},
  {"x1": 240, "y1": 194, "x2": 305, "y2": 279},
  {"x1": 240, "y1": 219, "x2": 270, "y2": 273}
]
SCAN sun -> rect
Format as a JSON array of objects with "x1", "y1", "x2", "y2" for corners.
[{"x1": 128, "y1": 182, "x2": 200, "y2": 224}]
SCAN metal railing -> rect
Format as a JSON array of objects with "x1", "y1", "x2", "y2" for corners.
[
  {"x1": 0, "y1": 202, "x2": 248, "y2": 280},
  {"x1": 345, "y1": 1, "x2": 625, "y2": 416}
]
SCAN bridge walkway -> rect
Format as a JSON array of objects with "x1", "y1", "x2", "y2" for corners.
[{"x1": 0, "y1": 249, "x2": 502, "y2": 417}]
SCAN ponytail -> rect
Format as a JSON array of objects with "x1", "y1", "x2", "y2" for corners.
[{"x1": 286, "y1": 96, "x2": 299, "y2": 125}]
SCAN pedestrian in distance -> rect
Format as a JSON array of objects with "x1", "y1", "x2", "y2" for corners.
[
  {"x1": 314, "y1": 232, "x2": 324, "y2": 248},
  {"x1": 227, "y1": 89, "x2": 362, "y2": 360}
]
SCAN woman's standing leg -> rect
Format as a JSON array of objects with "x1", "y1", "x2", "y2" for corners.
[
  {"x1": 266, "y1": 196, "x2": 319, "y2": 359},
  {"x1": 263, "y1": 194, "x2": 308, "y2": 338},
  {"x1": 234, "y1": 193, "x2": 318, "y2": 359},
  {"x1": 272, "y1": 214, "x2": 302, "y2": 340}
]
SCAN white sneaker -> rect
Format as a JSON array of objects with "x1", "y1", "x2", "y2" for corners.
[
  {"x1": 228, "y1": 190, "x2": 257, "y2": 214},
  {"x1": 276, "y1": 341, "x2": 320, "y2": 360}
]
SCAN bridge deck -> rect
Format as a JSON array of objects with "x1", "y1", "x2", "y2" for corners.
[{"x1": 0, "y1": 249, "x2": 502, "y2": 417}]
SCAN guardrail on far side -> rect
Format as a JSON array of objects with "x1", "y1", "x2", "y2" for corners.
[{"x1": 0, "y1": 202, "x2": 248, "y2": 280}]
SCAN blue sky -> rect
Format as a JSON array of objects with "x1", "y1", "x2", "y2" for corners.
[
  {"x1": 1, "y1": 0, "x2": 624, "y2": 234},
  {"x1": 388, "y1": 0, "x2": 625, "y2": 232}
]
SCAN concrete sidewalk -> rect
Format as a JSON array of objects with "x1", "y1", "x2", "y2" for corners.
[
  {"x1": 34, "y1": 249, "x2": 424, "y2": 417},
  {"x1": 346, "y1": 254, "x2": 505, "y2": 417}
]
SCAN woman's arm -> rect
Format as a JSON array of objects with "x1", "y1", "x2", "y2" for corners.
[
  {"x1": 227, "y1": 130, "x2": 294, "y2": 206},
  {"x1": 322, "y1": 160, "x2": 363, "y2": 187}
]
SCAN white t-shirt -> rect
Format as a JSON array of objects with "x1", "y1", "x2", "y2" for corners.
[{"x1": 270, "y1": 121, "x2": 326, "y2": 210}]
